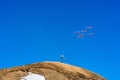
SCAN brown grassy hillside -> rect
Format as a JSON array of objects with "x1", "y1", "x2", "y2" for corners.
[{"x1": 0, "y1": 62, "x2": 105, "y2": 80}]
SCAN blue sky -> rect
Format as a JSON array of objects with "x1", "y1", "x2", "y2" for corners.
[{"x1": 0, "y1": 0, "x2": 120, "y2": 79}]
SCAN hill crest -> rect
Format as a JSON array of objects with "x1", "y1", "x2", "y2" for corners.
[{"x1": 0, "y1": 62, "x2": 105, "y2": 80}]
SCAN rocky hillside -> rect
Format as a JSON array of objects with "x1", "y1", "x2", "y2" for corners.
[{"x1": 0, "y1": 62, "x2": 105, "y2": 80}]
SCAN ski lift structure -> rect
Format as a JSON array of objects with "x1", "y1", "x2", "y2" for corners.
[{"x1": 74, "y1": 26, "x2": 94, "y2": 39}]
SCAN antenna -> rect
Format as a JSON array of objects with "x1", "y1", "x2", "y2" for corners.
[
  {"x1": 60, "y1": 54, "x2": 64, "y2": 63},
  {"x1": 60, "y1": 50, "x2": 65, "y2": 63}
]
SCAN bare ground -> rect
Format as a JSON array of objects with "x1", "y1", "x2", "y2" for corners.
[{"x1": 0, "y1": 62, "x2": 106, "y2": 80}]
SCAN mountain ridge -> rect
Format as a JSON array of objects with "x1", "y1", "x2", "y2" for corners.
[{"x1": 0, "y1": 62, "x2": 106, "y2": 80}]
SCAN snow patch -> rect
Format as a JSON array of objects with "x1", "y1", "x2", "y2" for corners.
[{"x1": 20, "y1": 72, "x2": 45, "y2": 80}]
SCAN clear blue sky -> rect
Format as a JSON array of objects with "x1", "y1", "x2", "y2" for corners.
[{"x1": 0, "y1": 0, "x2": 120, "y2": 79}]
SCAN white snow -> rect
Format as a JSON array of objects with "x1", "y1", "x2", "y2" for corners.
[{"x1": 20, "y1": 72, "x2": 45, "y2": 80}]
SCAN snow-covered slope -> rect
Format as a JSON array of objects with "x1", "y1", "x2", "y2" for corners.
[{"x1": 20, "y1": 72, "x2": 45, "y2": 80}]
